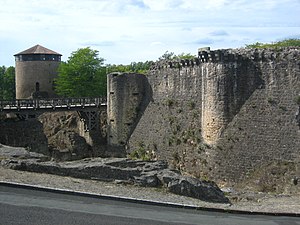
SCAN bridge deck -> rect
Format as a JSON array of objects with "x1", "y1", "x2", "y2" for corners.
[{"x1": 0, "y1": 97, "x2": 107, "y2": 113}]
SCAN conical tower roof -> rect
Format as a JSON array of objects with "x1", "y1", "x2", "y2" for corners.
[{"x1": 14, "y1": 44, "x2": 62, "y2": 56}]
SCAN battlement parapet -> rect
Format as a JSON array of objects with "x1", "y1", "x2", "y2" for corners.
[
  {"x1": 151, "y1": 47, "x2": 300, "y2": 70},
  {"x1": 199, "y1": 47, "x2": 300, "y2": 63}
]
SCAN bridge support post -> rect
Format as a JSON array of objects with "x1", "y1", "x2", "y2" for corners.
[{"x1": 78, "y1": 110, "x2": 99, "y2": 132}]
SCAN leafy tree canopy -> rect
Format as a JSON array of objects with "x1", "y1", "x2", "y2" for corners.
[
  {"x1": 158, "y1": 51, "x2": 196, "y2": 60},
  {"x1": 55, "y1": 47, "x2": 106, "y2": 97},
  {"x1": 246, "y1": 38, "x2": 300, "y2": 49},
  {"x1": 106, "y1": 61, "x2": 153, "y2": 74},
  {"x1": 0, "y1": 66, "x2": 15, "y2": 100},
  {"x1": 105, "y1": 51, "x2": 195, "y2": 75}
]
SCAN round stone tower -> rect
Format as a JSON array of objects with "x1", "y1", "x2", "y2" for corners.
[{"x1": 14, "y1": 44, "x2": 62, "y2": 99}]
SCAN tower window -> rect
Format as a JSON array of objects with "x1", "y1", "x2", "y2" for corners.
[{"x1": 36, "y1": 82, "x2": 40, "y2": 92}]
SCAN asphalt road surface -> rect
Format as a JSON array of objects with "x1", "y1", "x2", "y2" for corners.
[{"x1": 0, "y1": 184, "x2": 299, "y2": 225}]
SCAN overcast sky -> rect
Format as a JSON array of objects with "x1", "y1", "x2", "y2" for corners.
[{"x1": 0, "y1": 0, "x2": 299, "y2": 66}]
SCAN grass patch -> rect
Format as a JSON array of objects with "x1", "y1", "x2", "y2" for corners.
[{"x1": 246, "y1": 38, "x2": 300, "y2": 49}]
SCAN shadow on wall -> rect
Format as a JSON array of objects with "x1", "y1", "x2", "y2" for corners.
[
  {"x1": 201, "y1": 55, "x2": 264, "y2": 145},
  {"x1": 127, "y1": 75, "x2": 153, "y2": 143},
  {"x1": 195, "y1": 54, "x2": 265, "y2": 144},
  {"x1": 223, "y1": 57, "x2": 265, "y2": 121},
  {"x1": 205, "y1": 55, "x2": 265, "y2": 143},
  {"x1": 107, "y1": 73, "x2": 153, "y2": 153},
  {"x1": 296, "y1": 105, "x2": 300, "y2": 128},
  {"x1": 210, "y1": 48, "x2": 300, "y2": 182}
]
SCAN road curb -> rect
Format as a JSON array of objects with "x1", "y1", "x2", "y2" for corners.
[{"x1": 1, "y1": 181, "x2": 299, "y2": 217}]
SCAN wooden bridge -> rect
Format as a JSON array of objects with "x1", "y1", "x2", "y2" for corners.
[{"x1": 0, "y1": 97, "x2": 107, "y2": 131}]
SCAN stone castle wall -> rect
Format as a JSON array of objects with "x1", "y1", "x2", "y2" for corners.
[
  {"x1": 109, "y1": 47, "x2": 300, "y2": 184},
  {"x1": 107, "y1": 72, "x2": 152, "y2": 155}
]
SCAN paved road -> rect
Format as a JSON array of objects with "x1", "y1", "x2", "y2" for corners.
[{"x1": 0, "y1": 185, "x2": 299, "y2": 225}]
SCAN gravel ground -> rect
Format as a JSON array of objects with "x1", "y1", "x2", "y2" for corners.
[{"x1": 1, "y1": 167, "x2": 299, "y2": 215}]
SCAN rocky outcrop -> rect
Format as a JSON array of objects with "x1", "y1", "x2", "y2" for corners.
[
  {"x1": 157, "y1": 170, "x2": 228, "y2": 203},
  {"x1": 48, "y1": 130, "x2": 92, "y2": 160},
  {"x1": 0, "y1": 118, "x2": 49, "y2": 155},
  {"x1": 0, "y1": 145, "x2": 229, "y2": 203},
  {"x1": 38, "y1": 112, "x2": 93, "y2": 160},
  {"x1": 0, "y1": 144, "x2": 49, "y2": 161},
  {"x1": 0, "y1": 111, "x2": 107, "y2": 161}
]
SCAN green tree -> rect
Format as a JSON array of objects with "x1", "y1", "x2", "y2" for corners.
[
  {"x1": 176, "y1": 52, "x2": 196, "y2": 59},
  {"x1": 55, "y1": 47, "x2": 106, "y2": 97},
  {"x1": 0, "y1": 66, "x2": 5, "y2": 99},
  {"x1": 159, "y1": 51, "x2": 176, "y2": 60},
  {"x1": 106, "y1": 61, "x2": 152, "y2": 74},
  {"x1": 106, "y1": 64, "x2": 128, "y2": 74},
  {"x1": 158, "y1": 51, "x2": 196, "y2": 60},
  {"x1": 3, "y1": 66, "x2": 15, "y2": 100},
  {"x1": 0, "y1": 66, "x2": 15, "y2": 100}
]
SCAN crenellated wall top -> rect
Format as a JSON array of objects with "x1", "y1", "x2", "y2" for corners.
[{"x1": 151, "y1": 47, "x2": 300, "y2": 70}]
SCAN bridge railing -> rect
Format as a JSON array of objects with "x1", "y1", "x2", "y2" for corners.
[{"x1": 0, "y1": 97, "x2": 107, "y2": 111}]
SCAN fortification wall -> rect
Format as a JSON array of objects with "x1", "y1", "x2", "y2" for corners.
[
  {"x1": 213, "y1": 48, "x2": 300, "y2": 183},
  {"x1": 107, "y1": 72, "x2": 152, "y2": 156},
  {"x1": 125, "y1": 47, "x2": 300, "y2": 184}
]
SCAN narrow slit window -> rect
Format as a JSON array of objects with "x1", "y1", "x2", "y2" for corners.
[{"x1": 35, "y1": 82, "x2": 40, "y2": 92}]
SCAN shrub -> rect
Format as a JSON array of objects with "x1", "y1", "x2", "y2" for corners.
[{"x1": 129, "y1": 142, "x2": 153, "y2": 161}]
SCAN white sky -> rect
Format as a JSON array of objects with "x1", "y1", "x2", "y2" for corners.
[{"x1": 0, "y1": 0, "x2": 299, "y2": 66}]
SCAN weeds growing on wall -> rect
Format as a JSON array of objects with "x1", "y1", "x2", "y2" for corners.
[
  {"x1": 129, "y1": 142, "x2": 154, "y2": 161},
  {"x1": 165, "y1": 98, "x2": 176, "y2": 108},
  {"x1": 295, "y1": 96, "x2": 300, "y2": 105},
  {"x1": 187, "y1": 101, "x2": 196, "y2": 110}
]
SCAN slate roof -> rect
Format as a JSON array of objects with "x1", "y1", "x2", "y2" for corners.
[{"x1": 14, "y1": 45, "x2": 62, "y2": 56}]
